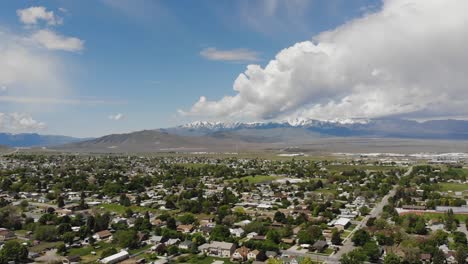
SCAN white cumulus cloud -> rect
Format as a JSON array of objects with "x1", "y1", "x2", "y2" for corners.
[
  {"x1": 17, "y1": 6, "x2": 62, "y2": 26},
  {"x1": 31, "y1": 29, "x2": 84, "y2": 52},
  {"x1": 108, "y1": 113, "x2": 124, "y2": 121},
  {"x1": 184, "y1": 0, "x2": 468, "y2": 121},
  {"x1": 0, "y1": 112, "x2": 46, "y2": 132},
  {"x1": 200, "y1": 47, "x2": 260, "y2": 62}
]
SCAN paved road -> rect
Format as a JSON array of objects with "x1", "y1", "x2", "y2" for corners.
[
  {"x1": 0, "y1": 148, "x2": 19, "y2": 156},
  {"x1": 326, "y1": 187, "x2": 398, "y2": 263},
  {"x1": 326, "y1": 167, "x2": 412, "y2": 263}
]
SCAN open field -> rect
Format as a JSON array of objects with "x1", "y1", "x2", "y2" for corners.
[
  {"x1": 181, "y1": 255, "x2": 235, "y2": 264},
  {"x1": 67, "y1": 241, "x2": 114, "y2": 263},
  {"x1": 439, "y1": 183, "x2": 468, "y2": 192},
  {"x1": 226, "y1": 175, "x2": 283, "y2": 184},
  {"x1": 325, "y1": 164, "x2": 397, "y2": 172},
  {"x1": 421, "y1": 212, "x2": 468, "y2": 222},
  {"x1": 447, "y1": 168, "x2": 468, "y2": 177},
  {"x1": 30, "y1": 241, "x2": 62, "y2": 253}
]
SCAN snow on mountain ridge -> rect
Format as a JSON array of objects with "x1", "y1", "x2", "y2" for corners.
[{"x1": 180, "y1": 118, "x2": 369, "y2": 130}]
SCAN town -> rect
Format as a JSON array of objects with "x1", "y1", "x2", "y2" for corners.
[{"x1": 0, "y1": 153, "x2": 467, "y2": 264}]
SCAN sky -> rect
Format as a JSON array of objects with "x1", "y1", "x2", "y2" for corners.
[{"x1": 0, "y1": 0, "x2": 467, "y2": 137}]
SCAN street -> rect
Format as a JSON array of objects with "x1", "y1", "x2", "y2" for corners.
[{"x1": 326, "y1": 166, "x2": 412, "y2": 263}]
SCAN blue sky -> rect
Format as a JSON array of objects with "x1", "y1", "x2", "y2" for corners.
[{"x1": 0, "y1": 0, "x2": 402, "y2": 137}]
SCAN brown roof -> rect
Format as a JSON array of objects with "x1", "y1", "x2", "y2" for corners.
[
  {"x1": 420, "y1": 253, "x2": 431, "y2": 260},
  {"x1": 96, "y1": 230, "x2": 112, "y2": 238},
  {"x1": 235, "y1": 246, "x2": 250, "y2": 257}
]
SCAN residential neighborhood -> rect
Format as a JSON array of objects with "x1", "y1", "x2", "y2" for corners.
[{"x1": 0, "y1": 154, "x2": 467, "y2": 264}]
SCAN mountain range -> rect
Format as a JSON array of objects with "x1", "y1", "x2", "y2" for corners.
[
  {"x1": 3, "y1": 118, "x2": 468, "y2": 152},
  {"x1": 165, "y1": 118, "x2": 468, "y2": 140},
  {"x1": 0, "y1": 133, "x2": 88, "y2": 147}
]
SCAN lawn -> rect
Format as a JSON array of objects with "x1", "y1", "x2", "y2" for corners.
[
  {"x1": 446, "y1": 168, "x2": 468, "y2": 177},
  {"x1": 226, "y1": 175, "x2": 283, "y2": 184},
  {"x1": 326, "y1": 165, "x2": 396, "y2": 172},
  {"x1": 340, "y1": 230, "x2": 351, "y2": 239},
  {"x1": 129, "y1": 244, "x2": 152, "y2": 255},
  {"x1": 181, "y1": 255, "x2": 235, "y2": 264},
  {"x1": 98, "y1": 203, "x2": 159, "y2": 215},
  {"x1": 67, "y1": 241, "x2": 116, "y2": 263},
  {"x1": 421, "y1": 212, "x2": 468, "y2": 222},
  {"x1": 30, "y1": 241, "x2": 62, "y2": 253},
  {"x1": 438, "y1": 183, "x2": 468, "y2": 192},
  {"x1": 317, "y1": 248, "x2": 334, "y2": 256}
]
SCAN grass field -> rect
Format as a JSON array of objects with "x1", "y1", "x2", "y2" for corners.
[
  {"x1": 421, "y1": 212, "x2": 468, "y2": 222},
  {"x1": 226, "y1": 175, "x2": 283, "y2": 184},
  {"x1": 67, "y1": 241, "x2": 114, "y2": 263},
  {"x1": 182, "y1": 255, "x2": 235, "y2": 264},
  {"x1": 325, "y1": 164, "x2": 397, "y2": 172},
  {"x1": 447, "y1": 168, "x2": 468, "y2": 177},
  {"x1": 438, "y1": 183, "x2": 468, "y2": 192},
  {"x1": 30, "y1": 241, "x2": 62, "y2": 253}
]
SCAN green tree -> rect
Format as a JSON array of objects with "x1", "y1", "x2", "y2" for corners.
[
  {"x1": 362, "y1": 241, "x2": 381, "y2": 262},
  {"x1": 34, "y1": 225, "x2": 58, "y2": 241},
  {"x1": 119, "y1": 194, "x2": 131, "y2": 207},
  {"x1": 383, "y1": 253, "x2": 401, "y2": 264},
  {"x1": 178, "y1": 213, "x2": 196, "y2": 225},
  {"x1": 62, "y1": 232, "x2": 75, "y2": 244},
  {"x1": 57, "y1": 243, "x2": 67, "y2": 255},
  {"x1": 0, "y1": 240, "x2": 28, "y2": 263},
  {"x1": 352, "y1": 230, "x2": 370, "y2": 246},
  {"x1": 166, "y1": 217, "x2": 177, "y2": 230},
  {"x1": 432, "y1": 249, "x2": 446, "y2": 264},
  {"x1": 456, "y1": 245, "x2": 467, "y2": 264},
  {"x1": 210, "y1": 225, "x2": 231, "y2": 241},
  {"x1": 101, "y1": 247, "x2": 118, "y2": 258},
  {"x1": 113, "y1": 230, "x2": 138, "y2": 249},
  {"x1": 331, "y1": 229, "x2": 342, "y2": 245},
  {"x1": 359, "y1": 206, "x2": 370, "y2": 216},
  {"x1": 267, "y1": 229, "x2": 281, "y2": 244},
  {"x1": 57, "y1": 196, "x2": 65, "y2": 208},
  {"x1": 274, "y1": 211, "x2": 286, "y2": 223},
  {"x1": 453, "y1": 231, "x2": 467, "y2": 245},
  {"x1": 340, "y1": 249, "x2": 367, "y2": 264}
]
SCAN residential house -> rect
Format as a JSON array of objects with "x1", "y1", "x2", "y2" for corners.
[
  {"x1": 248, "y1": 250, "x2": 260, "y2": 261},
  {"x1": 0, "y1": 228, "x2": 16, "y2": 241},
  {"x1": 179, "y1": 240, "x2": 194, "y2": 250},
  {"x1": 198, "y1": 241, "x2": 236, "y2": 258},
  {"x1": 93, "y1": 230, "x2": 112, "y2": 241},
  {"x1": 312, "y1": 240, "x2": 328, "y2": 252},
  {"x1": 177, "y1": 224, "x2": 194, "y2": 234},
  {"x1": 231, "y1": 246, "x2": 250, "y2": 261},
  {"x1": 100, "y1": 250, "x2": 129, "y2": 264}
]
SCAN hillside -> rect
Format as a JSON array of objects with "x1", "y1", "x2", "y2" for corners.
[
  {"x1": 0, "y1": 133, "x2": 88, "y2": 147},
  {"x1": 57, "y1": 129, "x2": 261, "y2": 153}
]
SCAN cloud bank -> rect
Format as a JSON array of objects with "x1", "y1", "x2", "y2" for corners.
[
  {"x1": 1, "y1": 6, "x2": 84, "y2": 133},
  {"x1": 108, "y1": 113, "x2": 124, "y2": 121},
  {"x1": 17, "y1": 6, "x2": 62, "y2": 26},
  {"x1": 200, "y1": 47, "x2": 259, "y2": 62},
  {"x1": 184, "y1": 0, "x2": 468, "y2": 121},
  {"x1": 0, "y1": 113, "x2": 45, "y2": 132},
  {"x1": 31, "y1": 29, "x2": 84, "y2": 52}
]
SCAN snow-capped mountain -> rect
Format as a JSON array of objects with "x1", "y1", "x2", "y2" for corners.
[
  {"x1": 180, "y1": 118, "x2": 369, "y2": 130},
  {"x1": 167, "y1": 118, "x2": 468, "y2": 140}
]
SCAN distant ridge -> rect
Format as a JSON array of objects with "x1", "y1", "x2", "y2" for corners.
[
  {"x1": 56, "y1": 129, "x2": 258, "y2": 153},
  {"x1": 167, "y1": 118, "x2": 468, "y2": 140},
  {"x1": 0, "y1": 133, "x2": 89, "y2": 147},
  {"x1": 54, "y1": 118, "x2": 468, "y2": 154}
]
